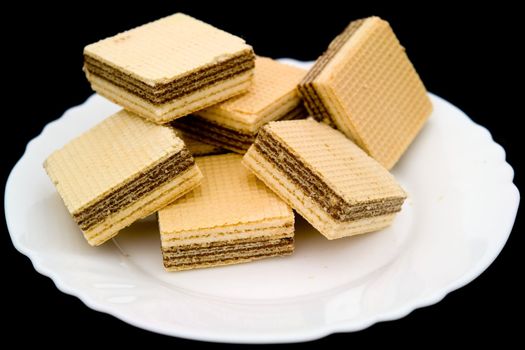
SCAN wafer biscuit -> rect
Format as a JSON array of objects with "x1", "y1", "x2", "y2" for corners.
[
  {"x1": 84, "y1": 13, "x2": 255, "y2": 124},
  {"x1": 173, "y1": 57, "x2": 307, "y2": 153},
  {"x1": 44, "y1": 110, "x2": 203, "y2": 246},
  {"x1": 298, "y1": 16, "x2": 432, "y2": 169},
  {"x1": 158, "y1": 154, "x2": 294, "y2": 271},
  {"x1": 173, "y1": 128, "x2": 226, "y2": 156},
  {"x1": 243, "y1": 119, "x2": 406, "y2": 239}
]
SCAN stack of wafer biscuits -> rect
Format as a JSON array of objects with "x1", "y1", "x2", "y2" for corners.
[{"x1": 44, "y1": 13, "x2": 430, "y2": 271}]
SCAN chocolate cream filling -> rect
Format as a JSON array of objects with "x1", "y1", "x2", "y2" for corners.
[
  {"x1": 298, "y1": 19, "x2": 365, "y2": 124},
  {"x1": 84, "y1": 51, "x2": 255, "y2": 105},
  {"x1": 173, "y1": 104, "x2": 307, "y2": 152},
  {"x1": 74, "y1": 148, "x2": 194, "y2": 231},
  {"x1": 300, "y1": 85, "x2": 335, "y2": 126},
  {"x1": 163, "y1": 230, "x2": 293, "y2": 252},
  {"x1": 254, "y1": 128, "x2": 405, "y2": 222},
  {"x1": 164, "y1": 251, "x2": 293, "y2": 268},
  {"x1": 163, "y1": 237, "x2": 293, "y2": 267},
  {"x1": 163, "y1": 237, "x2": 294, "y2": 257}
]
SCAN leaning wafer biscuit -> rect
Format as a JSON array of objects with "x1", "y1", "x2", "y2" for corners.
[
  {"x1": 173, "y1": 57, "x2": 307, "y2": 153},
  {"x1": 159, "y1": 154, "x2": 294, "y2": 271},
  {"x1": 243, "y1": 119, "x2": 406, "y2": 240},
  {"x1": 84, "y1": 13, "x2": 255, "y2": 124},
  {"x1": 298, "y1": 16, "x2": 432, "y2": 169},
  {"x1": 44, "y1": 110, "x2": 203, "y2": 246}
]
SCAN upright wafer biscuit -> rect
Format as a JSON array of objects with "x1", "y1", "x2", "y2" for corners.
[
  {"x1": 173, "y1": 57, "x2": 307, "y2": 153},
  {"x1": 44, "y1": 110, "x2": 203, "y2": 246},
  {"x1": 243, "y1": 119, "x2": 406, "y2": 240},
  {"x1": 84, "y1": 13, "x2": 255, "y2": 124},
  {"x1": 159, "y1": 154, "x2": 294, "y2": 271},
  {"x1": 299, "y1": 16, "x2": 432, "y2": 169}
]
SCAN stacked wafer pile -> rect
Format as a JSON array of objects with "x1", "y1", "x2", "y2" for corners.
[{"x1": 44, "y1": 13, "x2": 431, "y2": 271}]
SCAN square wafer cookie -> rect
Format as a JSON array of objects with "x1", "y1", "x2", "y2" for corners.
[
  {"x1": 173, "y1": 57, "x2": 307, "y2": 153},
  {"x1": 243, "y1": 119, "x2": 406, "y2": 239},
  {"x1": 158, "y1": 153, "x2": 294, "y2": 271},
  {"x1": 44, "y1": 110, "x2": 203, "y2": 246},
  {"x1": 84, "y1": 13, "x2": 255, "y2": 124},
  {"x1": 299, "y1": 16, "x2": 432, "y2": 169}
]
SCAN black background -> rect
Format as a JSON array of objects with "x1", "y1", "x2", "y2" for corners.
[{"x1": 3, "y1": 1, "x2": 522, "y2": 346}]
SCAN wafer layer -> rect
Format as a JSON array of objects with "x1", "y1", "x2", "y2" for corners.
[
  {"x1": 84, "y1": 13, "x2": 255, "y2": 123},
  {"x1": 298, "y1": 16, "x2": 432, "y2": 169},
  {"x1": 158, "y1": 154, "x2": 294, "y2": 271},
  {"x1": 44, "y1": 110, "x2": 203, "y2": 246},
  {"x1": 242, "y1": 119, "x2": 406, "y2": 239},
  {"x1": 172, "y1": 57, "x2": 307, "y2": 153}
]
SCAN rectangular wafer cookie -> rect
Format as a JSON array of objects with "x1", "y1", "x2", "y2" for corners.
[
  {"x1": 158, "y1": 153, "x2": 294, "y2": 271},
  {"x1": 44, "y1": 110, "x2": 203, "y2": 246},
  {"x1": 84, "y1": 13, "x2": 255, "y2": 124},
  {"x1": 243, "y1": 119, "x2": 406, "y2": 239},
  {"x1": 298, "y1": 16, "x2": 432, "y2": 169},
  {"x1": 173, "y1": 57, "x2": 307, "y2": 153}
]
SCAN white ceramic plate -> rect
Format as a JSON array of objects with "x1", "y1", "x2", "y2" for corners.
[{"x1": 5, "y1": 60, "x2": 519, "y2": 343}]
